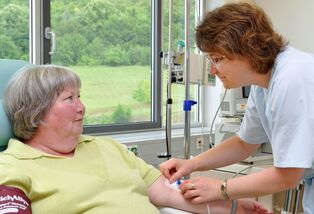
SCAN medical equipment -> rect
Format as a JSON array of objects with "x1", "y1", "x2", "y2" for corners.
[
  {"x1": 157, "y1": 0, "x2": 175, "y2": 160},
  {"x1": 164, "y1": 179, "x2": 182, "y2": 191},
  {"x1": 213, "y1": 86, "x2": 273, "y2": 162},
  {"x1": 211, "y1": 87, "x2": 249, "y2": 147},
  {"x1": 162, "y1": 49, "x2": 209, "y2": 85},
  {"x1": 220, "y1": 86, "x2": 250, "y2": 117},
  {"x1": 159, "y1": 0, "x2": 207, "y2": 171},
  {"x1": 158, "y1": 0, "x2": 203, "y2": 161}
]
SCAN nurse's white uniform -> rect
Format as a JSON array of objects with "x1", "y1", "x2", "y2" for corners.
[{"x1": 238, "y1": 46, "x2": 314, "y2": 214}]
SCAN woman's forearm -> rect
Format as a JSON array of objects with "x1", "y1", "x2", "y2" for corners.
[
  {"x1": 192, "y1": 135, "x2": 260, "y2": 171},
  {"x1": 227, "y1": 167, "x2": 304, "y2": 199},
  {"x1": 148, "y1": 175, "x2": 234, "y2": 214}
]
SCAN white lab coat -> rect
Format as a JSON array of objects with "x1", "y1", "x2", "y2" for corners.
[{"x1": 238, "y1": 46, "x2": 314, "y2": 214}]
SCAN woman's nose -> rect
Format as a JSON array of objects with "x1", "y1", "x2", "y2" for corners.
[
  {"x1": 76, "y1": 99, "x2": 85, "y2": 113},
  {"x1": 209, "y1": 65, "x2": 218, "y2": 75}
]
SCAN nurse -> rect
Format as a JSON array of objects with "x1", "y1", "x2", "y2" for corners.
[{"x1": 159, "y1": 2, "x2": 314, "y2": 213}]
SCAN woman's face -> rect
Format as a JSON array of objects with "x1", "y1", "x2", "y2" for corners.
[
  {"x1": 41, "y1": 87, "x2": 85, "y2": 139},
  {"x1": 207, "y1": 53, "x2": 253, "y2": 89}
]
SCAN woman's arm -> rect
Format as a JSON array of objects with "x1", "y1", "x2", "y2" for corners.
[
  {"x1": 147, "y1": 175, "x2": 270, "y2": 214},
  {"x1": 191, "y1": 135, "x2": 260, "y2": 171},
  {"x1": 0, "y1": 185, "x2": 32, "y2": 213},
  {"x1": 227, "y1": 167, "x2": 304, "y2": 199},
  {"x1": 179, "y1": 167, "x2": 304, "y2": 204},
  {"x1": 159, "y1": 136, "x2": 260, "y2": 184},
  {"x1": 147, "y1": 175, "x2": 208, "y2": 213}
]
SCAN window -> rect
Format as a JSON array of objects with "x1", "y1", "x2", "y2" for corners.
[
  {"x1": 0, "y1": 0, "x2": 29, "y2": 61},
  {"x1": 45, "y1": 0, "x2": 162, "y2": 133},
  {"x1": 2, "y1": 0, "x2": 202, "y2": 134}
]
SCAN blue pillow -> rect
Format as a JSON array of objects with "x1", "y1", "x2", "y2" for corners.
[
  {"x1": 0, "y1": 59, "x2": 32, "y2": 151},
  {"x1": 0, "y1": 99, "x2": 14, "y2": 151}
]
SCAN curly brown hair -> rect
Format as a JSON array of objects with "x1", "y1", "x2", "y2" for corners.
[{"x1": 196, "y1": 3, "x2": 287, "y2": 73}]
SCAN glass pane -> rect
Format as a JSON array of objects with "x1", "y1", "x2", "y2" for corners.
[
  {"x1": 50, "y1": 0, "x2": 152, "y2": 126},
  {"x1": 162, "y1": 0, "x2": 199, "y2": 125},
  {"x1": 0, "y1": 0, "x2": 29, "y2": 61}
]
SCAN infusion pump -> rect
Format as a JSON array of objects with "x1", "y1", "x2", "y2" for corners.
[
  {"x1": 220, "y1": 86, "x2": 250, "y2": 117},
  {"x1": 161, "y1": 51, "x2": 214, "y2": 85}
]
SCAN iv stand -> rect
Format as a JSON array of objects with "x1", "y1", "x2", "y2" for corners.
[
  {"x1": 158, "y1": 0, "x2": 174, "y2": 160},
  {"x1": 183, "y1": 0, "x2": 191, "y2": 178},
  {"x1": 165, "y1": 0, "x2": 174, "y2": 160},
  {"x1": 162, "y1": 0, "x2": 196, "y2": 168}
]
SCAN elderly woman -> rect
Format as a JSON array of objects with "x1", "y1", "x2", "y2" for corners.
[{"x1": 0, "y1": 65, "x2": 269, "y2": 213}]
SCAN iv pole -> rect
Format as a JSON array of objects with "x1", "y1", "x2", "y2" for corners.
[
  {"x1": 162, "y1": 0, "x2": 196, "y2": 167},
  {"x1": 165, "y1": 0, "x2": 174, "y2": 160},
  {"x1": 183, "y1": 0, "x2": 192, "y2": 177},
  {"x1": 183, "y1": 0, "x2": 203, "y2": 178},
  {"x1": 158, "y1": 0, "x2": 174, "y2": 160}
]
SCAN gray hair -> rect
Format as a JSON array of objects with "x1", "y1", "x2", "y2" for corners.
[{"x1": 3, "y1": 65, "x2": 81, "y2": 141}]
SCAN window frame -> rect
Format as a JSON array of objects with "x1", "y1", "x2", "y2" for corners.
[
  {"x1": 30, "y1": 0, "x2": 204, "y2": 135},
  {"x1": 39, "y1": 0, "x2": 162, "y2": 134}
]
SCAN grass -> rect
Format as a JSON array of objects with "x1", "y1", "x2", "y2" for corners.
[
  {"x1": 70, "y1": 65, "x2": 197, "y2": 123},
  {"x1": 72, "y1": 65, "x2": 150, "y2": 110}
]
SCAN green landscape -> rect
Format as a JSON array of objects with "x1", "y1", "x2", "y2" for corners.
[
  {"x1": 73, "y1": 65, "x2": 190, "y2": 124},
  {"x1": 73, "y1": 65, "x2": 152, "y2": 123},
  {"x1": 0, "y1": 0, "x2": 196, "y2": 125}
]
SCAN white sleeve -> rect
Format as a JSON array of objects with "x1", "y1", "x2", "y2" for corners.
[
  {"x1": 237, "y1": 86, "x2": 270, "y2": 144},
  {"x1": 269, "y1": 69, "x2": 314, "y2": 168}
]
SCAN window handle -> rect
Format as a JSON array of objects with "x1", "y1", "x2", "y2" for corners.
[{"x1": 45, "y1": 27, "x2": 56, "y2": 55}]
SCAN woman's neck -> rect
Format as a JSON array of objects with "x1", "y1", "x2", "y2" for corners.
[
  {"x1": 250, "y1": 70, "x2": 271, "y2": 88},
  {"x1": 25, "y1": 131, "x2": 79, "y2": 157}
]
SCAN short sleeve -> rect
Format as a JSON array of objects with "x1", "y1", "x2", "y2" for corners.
[
  {"x1": 0, "y1": 185, "x2": 32, "y2": 213},
  {"x1": 97, "y1": 137, "x2": 161, "y2": 187},
  {"x1": 0, "y1": 166, "x2": 32, "y2": 195},
  {"x1": 237, "y1": 86, "x2": 270, "y2": 144},
  {"x1": 269, "y1": 69, "x2": 314, "y2": 168},
  {"x1": 117, "y1": 142, "x2": 161, "y2": 186}
]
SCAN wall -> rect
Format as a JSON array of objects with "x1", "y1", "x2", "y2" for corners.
[
  {"x1": 112, "y1": 131, "x2": 210, "y2": 167},
  {"x1": 256, "y1": 0, "x2": 314, "y2": 53},
  {"x1": 205, "y1": 0, "x2": 314, "y2": 53}
]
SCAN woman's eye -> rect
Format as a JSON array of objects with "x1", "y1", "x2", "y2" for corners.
[{"x1": 213, "y1": 58, "x2": 219, "y2": 63}]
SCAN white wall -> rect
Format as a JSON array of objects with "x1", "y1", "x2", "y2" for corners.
[
  {"x1": 256, "y1": 0, "x2": 314, "y2": 53},
  {"x1": 205, "y1": 0, "x2": 314, "y2": 127}
]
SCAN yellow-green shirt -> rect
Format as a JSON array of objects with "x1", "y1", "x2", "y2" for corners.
[{"x1": 0, "y1": 135, "x2": 161, "y2": 214}]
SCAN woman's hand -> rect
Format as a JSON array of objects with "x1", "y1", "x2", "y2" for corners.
[
  {"x1": 237, "y1": 199, "x2": 273, "y2": 214},
  {"x1": 179, "y1": 177, "x2": 222, "y2": 203},
  {"x1": 159, "y1": 158, "x2": 194, "y2": 184}
]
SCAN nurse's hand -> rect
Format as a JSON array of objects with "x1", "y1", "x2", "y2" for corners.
[
  {"x1": 179, "y1": 176, "x2": 222, "y2": 203},
  {"x1": 159, "y1": 158, "x2": 194, "y2": 184},
  {"x1": 237, "y1": 199, "x2": 273, "y2": 214}
]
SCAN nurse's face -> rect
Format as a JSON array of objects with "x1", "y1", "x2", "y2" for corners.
[
  {"x1": 207, "y1": 53, "x2": 253, "y2": 89},
  {"x1": 42, "y1": 87, "x2": 85, "y2": 138}
]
